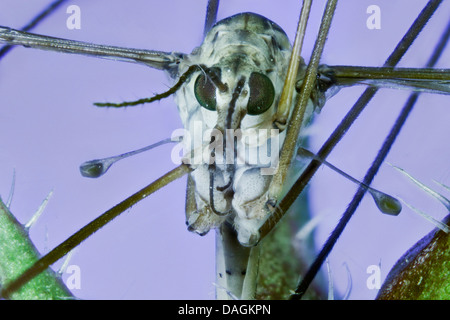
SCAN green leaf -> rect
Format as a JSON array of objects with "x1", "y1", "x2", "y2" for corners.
[
  {"x1": 377, "y1": 214, "x2": 450, "y2": 300},
  {"x1": 0, "y1": 197, "x2": 74, "y2": 300}
]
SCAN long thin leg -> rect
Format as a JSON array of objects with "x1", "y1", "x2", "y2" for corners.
[
  {"x1": 274, "y1": 0, "x2": 312, "y2": 129},
  {"x1": 0, "y1": 26, "x2": 183, "y2": 71},
  {"x1": 0, "y1": 0, "x2": 69, "y2": 59},
  {"x1": 268, "y1": 0, "x2": 337, "y2": 206},
  {"x1": 261, "y1": 0, "x2": 444, "y2": 241},
  {"x1": 214, "y1": 0, "x2": 317, "y2": 299},
  {"x1": 288, "y1": 0, "x2": 446, "y2": 299},
  {"x1": 0, "y1": 164, "x2": 191, "y2": 299},
  {"x1": 262, "y1": 0, "x2": 337, "y2": 247},
  {"x1": 204, "y1": 0, "x2": 220, "y2": 37},
  {"x1": 322, "y1": 66, "x2": 450, "y2": 95}
]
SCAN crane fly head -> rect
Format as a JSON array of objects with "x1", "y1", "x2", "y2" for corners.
[{"x1": 175, "y1": 13, "x2": 296, "y2": 246}]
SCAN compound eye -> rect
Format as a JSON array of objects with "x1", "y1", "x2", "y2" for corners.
[
  {"x1": 194, "y1": 68, "x2": 221, "y2": 111},
  {"x1": 247, "y1": 72, "x2": 275, "y2": 115}
]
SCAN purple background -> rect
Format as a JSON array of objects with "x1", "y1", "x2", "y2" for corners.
[{"x1": 0, "y1": 0, "x2": 449, "y2": 299}]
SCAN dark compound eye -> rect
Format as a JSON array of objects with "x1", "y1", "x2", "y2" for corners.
[
  {"x1": 194, "y1": 68, "x2": 221, "y2": 111},
  {"x1": 247, "y1": 72, "x2": 275, "y2": 115}
]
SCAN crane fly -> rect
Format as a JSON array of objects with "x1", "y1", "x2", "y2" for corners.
[{"x1": 0, "y1": 0, "x2": 449, "y2": 299}]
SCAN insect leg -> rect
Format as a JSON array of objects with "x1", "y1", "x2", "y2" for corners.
[
  {"x1": 0, "y1": 0, "x2": 69, "y2": 59},
  {"x1": 0, "y1": 164, "x2": 191, "y2": 299},
  {"x1": 0, "y1": 26, "x2": 184, "y2": 71},
  {"x1": 289, "y1": 0, "x2": 446, "y2": 299},
  {"x1": 263, "y1": 0, "x2": 338, "y2": 241},
  {"x1": 203, "y1": 0, "x2": 220, "y2": 38},
  {"x1": 261, "y1": 0, "x2": 444, "y2": 242},
  {"x1": 273, "y1": 0, "x2": 312, "y2": 131}
]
